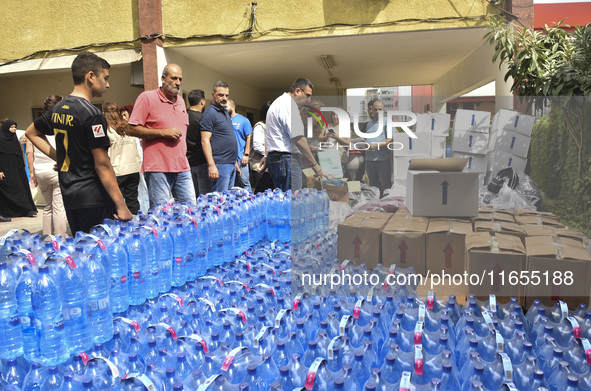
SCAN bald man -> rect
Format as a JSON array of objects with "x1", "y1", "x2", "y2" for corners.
[{"x1": 128, "y1": 64, "x2": 196, "y2": 207}]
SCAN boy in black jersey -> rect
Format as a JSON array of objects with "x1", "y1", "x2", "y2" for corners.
[{"x1": 26, "y1": 52, "x2": 133, "y2": 234}]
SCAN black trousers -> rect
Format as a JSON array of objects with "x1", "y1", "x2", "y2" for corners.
[
  {"x1": 117, "y1": 172, "x2": 140, "y2": 215},
  {"x1": 66, "y1": 206, "x2": 115, "y2": 235}
]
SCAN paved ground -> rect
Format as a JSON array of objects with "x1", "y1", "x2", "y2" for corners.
[{"x1": 0, "y1": 212, "x2": 44, "y2": 237}]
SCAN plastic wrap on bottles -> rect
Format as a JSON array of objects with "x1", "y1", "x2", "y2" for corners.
[
  {"x1": 480, "y1": 171, "x2": 542, "y2": 211},
  {"x1": 490, "y1": 182, "x2": 536, "y2": 211},
  {"x1": 515, "y1": 171, "x2": 542, "y2": 209},
  {"x1": 329, "y1": 202, "x2": 351, "y2": 230}
]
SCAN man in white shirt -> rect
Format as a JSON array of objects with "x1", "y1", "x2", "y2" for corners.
[{"x1": 262, "y1": 78, "x2": 324, "y2": 191}]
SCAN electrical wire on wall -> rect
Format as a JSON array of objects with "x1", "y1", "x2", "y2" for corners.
[{"x1": 0, "y1": 1, "x2": 516, "y2": 67}]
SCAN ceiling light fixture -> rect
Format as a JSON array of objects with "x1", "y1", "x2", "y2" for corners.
[
  {"x1": 320, "y1": 55, "x2": 334, "y2": 70},
  {"x1": 330, "y1": 78, "x2": 342, "y2": 88}
]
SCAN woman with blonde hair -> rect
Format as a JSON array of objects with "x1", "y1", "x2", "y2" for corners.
[{"x1": 104, "y1": 102, "x2": 141, "y2": 214}]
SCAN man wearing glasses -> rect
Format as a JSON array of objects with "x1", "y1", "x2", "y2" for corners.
[{"x1": 261, "y1": 78, "x2": 325, "y2": 191}]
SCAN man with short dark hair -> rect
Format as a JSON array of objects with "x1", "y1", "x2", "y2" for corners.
[
  {"x1": 261, "y1": 77, "x2": 325, "y2": 191},
  {"x1": 227, "y1": 99, "x2": 252, "y2": 192},
  {"x1": 26, "y1": 52, "x2": 133, "y2": 233},
  {"x1": 199, "y1": 81, "x2": 238, "y2": 193},
  {"x1": 186, "y1": 89, "x2": 206, "y2": 196},
  {"x1": 127, "y1": 64, "x2": 195, "y2": 208}
]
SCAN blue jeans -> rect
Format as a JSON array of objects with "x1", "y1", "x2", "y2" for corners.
[
  {"x1": 235, "y1": 162, "x2": 252, "y2": 192},
  {"x1": 366, "y1": 159, "x2": 392, "y2": 197},
  {"x1": 196, "y1": 163, "x2": 236, "y2": 193},
  {"x1": 145, "y1": 171, "x2": 196, "y2": 208},
  {"x1": 268, "y1": 153, "x2": 303, "y2": 192}
]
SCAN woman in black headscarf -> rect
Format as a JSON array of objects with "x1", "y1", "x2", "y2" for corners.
[{"x1": 0, "y1": 119, "x2": 37, "y2": 220}]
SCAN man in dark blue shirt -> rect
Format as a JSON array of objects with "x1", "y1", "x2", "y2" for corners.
[{"x1": 200, "y1": 81, "x2": 238, "y2": 193}]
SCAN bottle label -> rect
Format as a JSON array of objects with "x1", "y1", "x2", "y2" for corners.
[
  {"x1": 559, "y1": 301, "x2": 569, "y2": 319},
  {"x1": 276, "y1": 309, "x2": 288, "y2": 328},
  {"x1": 64, "y1": 255, "x2": 76, "y2": 270},
  {"x1": 197, "y1": 375, "x2": 223, "y2": 391},
  {"x1": 482, "y1": 311, "x2": 495, "y2": 332},
  {"x1": 162, "y1": 293, "x2": 184, "y2": 307},
  {"x1": 339, "y1": 259, "x2": 351, "y2": 271},
  {"x1": 199, "y1": 298, "x2": 216, "y2": 312},
  {"x1": 63, "y1": 306, "x2": 83, "y2": 322},
  {"x1": 504, "y1": 382, "x2": 518, "y2": 391},
  {"x1": 221, "y1": 347, "x2": 247, "y2": 371},
  {"x1": 255, "y1": 283, "x2": 273, "y2": 296},
  {"x1": 581, "y1": 338, "x2": 591, "y2": 364},
  {"x1": 414, "y1": 322, "x2": 423, "y2": 345},
  {"x1": 237, "y1": 259, "x2": 250, "y2": 271},
  {"x1": 47, "y1": 235, "x2": 60, "y2": 251},
  {"x1": 0, "y1": 229, "x2": 19, "y2": 245},
  {"x1": 399, "y1": 371, "x2": 412, "y2": 391},
  {"x1": 200, "y1": 276, "x2": 223, "y2": 286},
  {"x1": 293, "y1": 294, "x2": 303, "y2": 310},
  {"x1": 220, "y1": 308, "x2": 247, "y2": 323},
  {"x1": 418, "y1": 303, "x2": 425, "y2": 324},
  {"x1": 427, "y1": 291, "x2": 434, "y2": 310},
  {"x1": 7, "y1": 312, "x2": 20, "y2": 327},
  {"x1": 304, "y1": 358, "x2": 325, "y2": 390},
  {"x1": 260, "y1": 263, "x2": 276, "y2": 275},
  {"x1": 328, "y1": 336, "x2": 341, "y2": 360},
  {"x1": 414, "y1": 345, "x2": 423, "y2": 375},
  {"x1": 496, "y1": 331, "x2": 504, "y2": 353},
  {"x1": 489, "y1": 294, "x2": 497, "y2": 313},
  {"x1": 88, "y1": 297, "x2": 109, "y2": 311},
  {"x1": 98, "y1": 224, "x2": 114, "y2": 237},
  {"x1": 92, "y1": 356, "x2": 120, "y2": 378},
  {"x1": 150, "y1": 323, "x2": 177, "y2": 339},
  {"x1": 353, "y1": 299, "x2": 364, "y2": 319},
  {"x1": 567, "y1": 316, "x2": 582, "y2": 339},
  {"x1": 79, "y1": 352, "x2": 90, "y2": 365},
  {"x1": 340, "y1": 315, "x2": 351, "y2": 336},
  {"x1": 127, "y1": 374, "x2": 155, "y2": 391},
  {"x1": 14, "y1": 249, "x2": 36, "y2": 265},
  {"x1": 87, "y1": 235, "x2": 107, "y2": 251},
  {"x1": 20, "y1": 315, "x2": 33, "y2": 329},
  {"x1": 254, "y1": 326, "x2": 271, "y2": 349},
  {"x1": 389, "y1": 264, "x2": 397, "y2": 275},
  {"x1": 367, "y1": 286, "x2": 376, "y2": 303},
  {"x1": 500, "y1": 352, "x2": 513, "y2": 382},
  {"x1": 184, "y1": 334, "x2": 209, "y2": 353},
  {"x1": 115, "y1": 317, "x2": 141, "y2": 332}
]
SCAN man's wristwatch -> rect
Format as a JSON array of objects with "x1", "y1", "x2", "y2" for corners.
[{"x1": 244, "y1": 153, "x2": 249, "y2": 157}]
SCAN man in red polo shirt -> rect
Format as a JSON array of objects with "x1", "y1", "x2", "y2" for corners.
[{"x1": 127, "y1": 64, "x2": 195, "y2": 208}]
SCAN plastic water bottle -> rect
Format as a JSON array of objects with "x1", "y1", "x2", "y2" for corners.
[
  {"x1": 126, "y1": 232, "x2": 147, "y2": 306},
  {"x1": 76, "y1": 247, "x2": 113, "y2": 345},
  {"x1": 221, "y1": 206, "x2": 235, "y2": 265},
  {"x1": 141, "y1": 227, "x2": 161, "y2": 299},
  {"x1": 196, "y1": 214, "x2": 210, "y2": 276},
  {"x1": 15, "y1": 265, "x2": 38, "y2": 362},
  {"x1": 171, "y1": 222, "x2": 188, "y2": 287},
  {"x1": 179, "y1": 214, "x2": 198, "y2": 283},
  {"x1": 110, "y1": 235, "x2": 130, "y2": 314},
  {"x1": 31, "y1": 265, "x2": 69, "y2": 366},
  {"x1": 0, "y1": 261, "x2": 23, "y2": 360},
  {"x1": 45, "y1": 253, "x2": 93, "y2": 355},
  {"x1": 2, "y1": 358, "x2": 26, "y2": 388},
  {"x1": 206, "y1": 209, "x2": 224, "y2": 267},
  {"x1": 158, "y1": 221, "x2": 173, "y2": 293},
  {"x1": 45, "y1": 366, "x2": 64, "y2": 390}
]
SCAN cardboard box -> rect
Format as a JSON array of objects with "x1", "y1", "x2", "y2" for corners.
[
  {"x1": 432, "y1": 136, "x2": 447, "y2": 158},
  {"x1": 426, "y1": 218, "x2": 473, "y2": 276},
  {"x1": 393, "y1": 156, "x2": 412, "y2": 180},
  {"x1": 525, "y1": 236, "x2": 591, "y2": 309},
  {"x1": 406, "y1": 158, "x2": 480, "y2": 217},
  {"x1": 450, "y1": 152, "x2": 487, "y2": 173},
  {"x1": 514, "y1": 214, "x2": 565, "y2": 228},
  {"x1": 452, "y1": 130, "x2": 490, "y2": 155},
  {"x1": 471, "y1": 208, "x2": 516, "y2": 224},
  {"x1": 382, "y1": 216, "x2": 429, "y2": 274},
  {"x1": 453, "y1": 109, "x2": 491, "y2": 133},
  {"x1": 495, "y1": 129, "x2": 531, "y2": 158},
  {"x1": 393, "y1": 132, "x2": 432, "y2": 157},
  {"x1": 491, "y1": 109, "x2": 536, "y2": 137},
  {"x1": 337, "y1": 211, "x2": 393, "y2": 268},
  {"x1": 322, "y1": 180, "x2": 361, "y2": 204},
  {"x1": 465, "y1": 233, "x2": 526, "y2": 301},
  {"x1": 415, "y1": 113, "x2": 451, "y2": 137},
  {"x1": 489, "y1": 150, "x2": 528, "y2": 174},
  {"x1": 522, "y1": 225, "x2": 587, "y2": 244},
  {"x1": 473, "y1": 220, "x2": 526, "y2": 242},
  {"x1": 303, "y1": 168, "x2": 322, "y2": 190}
]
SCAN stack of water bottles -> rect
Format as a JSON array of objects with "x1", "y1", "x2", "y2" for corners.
[{"x1": 0, "y1": 186, "x2": 589, "y2": 390}]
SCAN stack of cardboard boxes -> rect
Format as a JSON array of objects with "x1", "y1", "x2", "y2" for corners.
[
  {"x1": 487, "y1": 109, "x2": 536, "y2": 182},
  {"x1": 450, "y1": 109, "x2": 491, "y2": 175}
]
